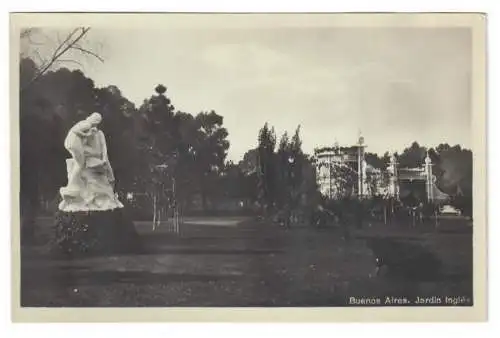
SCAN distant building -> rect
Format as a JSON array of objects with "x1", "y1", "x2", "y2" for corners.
[
  {"x1": 388, "y1": 153, "x2": 449, "y2": 204},
  {"x1": 364, "y1": 163, "x2": 390, "y2": 196},
  {"x1": 313, "y1": 136, "x2": 447, "y2": 203},
  {"x1": 313, "y1": 135, "x2": 377, "y2": 199}
]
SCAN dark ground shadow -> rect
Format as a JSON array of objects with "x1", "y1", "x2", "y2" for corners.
[
  {"x1": 22, "y1": 266, "x2": 241, "y2": 288},
  {"x1": 20, "y1": 216, "x2": 474, "y2": 307}
]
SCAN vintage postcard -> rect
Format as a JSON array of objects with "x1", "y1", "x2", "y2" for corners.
[{"x1": 10, "y1": 12, "x2": 487, "y2": 322}]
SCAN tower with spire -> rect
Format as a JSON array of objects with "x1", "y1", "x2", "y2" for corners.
[
  {"x1": 388, "y1": 152, "x2": 399, "y2": 199},
  {"x1": 357, "y1": 131, "x2": 367, "y2": 198},
  {"x1": 424, "y1": 151, "x2": 434, "y2": 202}
]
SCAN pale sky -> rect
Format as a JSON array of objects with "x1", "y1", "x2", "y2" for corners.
[{"x1": 25, "y1": 25, "x2": 472, "y2": 162}]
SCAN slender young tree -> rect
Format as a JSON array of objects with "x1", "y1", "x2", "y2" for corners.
[{"x1": 257, "y1": 123, "x2": 276, "y2": 214}]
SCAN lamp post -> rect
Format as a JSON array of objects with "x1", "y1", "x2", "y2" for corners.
[
  {"x1": 287, "y1": 155, "x2": 295, "y2": 227},
  {"x1": 152, "y1": 163, "x2": 167, "y2": 231},
  {"x1": 152, "y1": 155, "x2": 180, "y2": 234},
  {"x1": 357, "y1": 134, "x2": 366, "y2": 199},
  {"x1": 170, "y1": 151, "x2": 180, "y2": 234}
]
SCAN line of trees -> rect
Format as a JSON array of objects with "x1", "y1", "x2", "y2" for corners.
[
  {"x1": 19, "y1": 28, "x2": 474, "y2": 240},
  {"x1": 244, "y1": 123, "x2": 321, "y2": 222},
  {"x1": 20, "y1": 59, "x2": 233, "y2": 211},
  {"x1": 242, "y1": 138, "x2": 473, "y2": 218},
  {"x1": 19, "y1": 29, "x2": 234, "y2": 239},
  {"x1": 19, "y1": 60, "x2": 474, "y2": 221}
]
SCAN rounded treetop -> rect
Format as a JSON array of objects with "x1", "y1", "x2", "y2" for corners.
[{"x1": 155, "y1": 84, "x2": 167, "y2": 95}]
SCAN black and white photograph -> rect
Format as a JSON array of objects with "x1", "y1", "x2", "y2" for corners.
[{"x1": 11, "y1": 12, "x2": 487, "y2": 321}]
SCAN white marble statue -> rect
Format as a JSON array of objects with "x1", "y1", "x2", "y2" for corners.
[{"x1": 59, "y1": 112, "x2": 124, "y2": 212}]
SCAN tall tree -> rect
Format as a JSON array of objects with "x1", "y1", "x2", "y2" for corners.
[
  {"x1": 192, "y1": 110, "x2": 230, "y2": 210},
  {"x1": 257, "y1": 123, "x2": 277, "y2": 212},
  {"x1": 238, "y1": 148, "x2": 259, "y2": 176},
  {"x1": 288, "y1": 125, "x2": 304, "y2": 207},
  {"x1": 365, "y1": 152, "x2": 387, "y2": 170},
  {"x1": 94, "y1": 85, "x2": 139, "y2": 194},
  {"x1": 431, "y1": 144, "x2": 473, "y2": 215},
  {"x1": 398, "y1": 141, "x2": 427, "y2": 168},
  {"x1": 275, "y1": 132, "x2": 291, "y2": 208},
  {"x1": 136, "y1": 85, "x2": 179, "y2": 221}
]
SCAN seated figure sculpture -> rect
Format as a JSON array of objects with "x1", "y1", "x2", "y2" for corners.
[
  {"x1": 59, "y1": 112, "x2": 124, "y2": 212},
  {"x1": 55, "y1": 112, "x2": 141, "y2": 255}
]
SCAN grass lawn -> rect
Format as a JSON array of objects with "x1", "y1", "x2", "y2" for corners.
[{"x1": 19, "y1": 216, "x2": 473, "y2": 307}]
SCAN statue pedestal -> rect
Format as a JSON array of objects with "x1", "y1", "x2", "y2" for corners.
[
  {"x1": 54, "y1": 116, "x2": 142, "y2": 256},
  {"x1": 53, "y1": 208, "x2": 143, "y2": 256}
]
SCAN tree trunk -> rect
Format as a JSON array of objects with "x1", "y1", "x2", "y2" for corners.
[{"x1": 152, "y1": 192, "x2": 157, "y2": 230}]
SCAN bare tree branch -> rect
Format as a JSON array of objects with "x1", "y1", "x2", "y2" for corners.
[
  {"x1": 33, "y1": 49, "x2": 46, "y2": 65},
  {"x1": 70, "y1": 44, "x2": 105, "y2": 63},
  {"x1": 51, "y1": 28, "x2": 81, "y2": 60},
  {"x1": 54, "y1": 59, "x2": 84, "y2": 67},
  {"x1": 20, "y1": 28, "x2": 44, "y2": 47},
  {"x1": 21, "y1": 27, "x2": 98, "y2": 93}
]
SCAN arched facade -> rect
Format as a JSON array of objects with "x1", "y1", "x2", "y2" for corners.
[
  {"x1": 314, "y1": 137, "x2": 448, "y2": 203},
  {"x1": 313, "y1": 136, "x2": 372, "y2": 199},
  {"x1": 388, "y1": 153, "x2": 448, "y2": 204}
]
